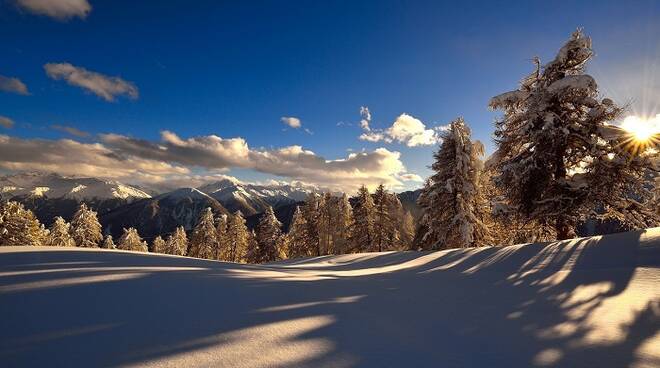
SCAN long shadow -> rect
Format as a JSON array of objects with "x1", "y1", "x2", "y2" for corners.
[{"x1": 0, "y1": 228, "x2": 658, "y2": 367}]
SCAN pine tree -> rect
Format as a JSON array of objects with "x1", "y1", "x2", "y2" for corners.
[
  {"x1": 400, "y1": 210, "x2": 415, "y2": 249},
  {"x1": 287, "y1": 206, "x2": 309, "y2": 258},
  {"x1": 245, "y1": 229, "x2": 259, "y2": 263},
  {"x1": 152, "y1": 235, "x2": 166, "y2": 253},
  {"x1": 255, "y1": 206, "x2": 283, "y2": 263},
  {"x1": 46, "y1": 216, "x2": 75, "y2": 247},
  {"x1": 350, "y1": 185, "x2": 375, "y2": 252},
  {"x1": 188, "y1": 207, "x2": 219, "y2": 259},
  {"x1": 226, "y1": 211, "x2": 249, "y2": 262},
  {"x1": 317, "y1": 193, "x2": 334, "y2": 255},
  {"x1": 0, "y1": 201, "x2": 47, "y2": 246},
  {"x1": 166, "y1": 226, "x2": 188, "y2": 256},
  {"x1": 102, "y1": 235, "x2": 116, "y2": 249},
  {"x1": 70, "y1": 203, "x2": 102, "y2": 248},
  {"x1": 334, "y1": 193, "x2": 353, "y2": 254},
  {"x1": 416, "y1": 118, "x2": 490, "y2": 250},
  {"x1": 215, "y1": 214, "x2": 228, "y2": 261},
  {"x1": 490, "y1": 29, "x2": 659, "y2": 239},
  {"x1": 373, "y1": 184, "x2": 397, "y2": 251},
  {"x1": 117, "y1": 227, "x2": 148, "y2": 252},
  {"x1": 301, "y1": 194, "x2": 321, "y2": 256}
]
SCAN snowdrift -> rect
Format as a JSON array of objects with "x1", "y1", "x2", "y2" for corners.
[{"x1": 1, "y1": 228, "x2": 659, "y2": 367}]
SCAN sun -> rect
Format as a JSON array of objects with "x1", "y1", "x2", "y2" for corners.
[
  {"x1": 621, "y1": 115, "x2": 660, "y2": 142},
  {"x1": 616, "y1": 114, "x2": 660, "y2": 156}
]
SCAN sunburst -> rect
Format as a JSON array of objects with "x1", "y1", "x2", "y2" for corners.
[{"x1": 618, "y1": 115, "x2": 660, "y2": 156}]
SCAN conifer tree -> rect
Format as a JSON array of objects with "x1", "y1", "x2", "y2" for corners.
[
  {"x1": 166, "y1": 226, "x2": 188, "y2": 256},
  {"x1": 102, "y1": 235, "x2": 116, "y2": 249},
  {"x1": 416, "y1": 118, "x2": 490, "y2": 250},
  {"x1": 117, "y1": 227, "x2": 148, "y2": 252},
  {"x1": 245, "y1": 229, "x2": 259, "y2": 263},
  {"x1": 334, "y1": 193, "x2": 353, "y2": 254},
  {"x1": 255, "y1": 206, "x2": 283, "y2": 263},
  {"x1": 490, "y1": 29, "x2": 659, "y2": 239},
  {"x1": 287, "y1": 206, "x2": 309, "y2": 258},
  {"x1": 215, "y1": 214, "x2": 229, "y2": 261},
  {"x1": 188, "y1": 207, "x2": 218, "y2": 259},
  {"x1": 317, "y1": 193, "x2": 334, "y2": 255},
  {"x1": 226, "y1": 211, "x2": 249, "y2": 262},
  {"x1": 0, "y1": 201, "x2": 47, "y2": 246},
  {"x1": 373, "y1": 184, "x2": 397, "y2": 251},
  {"x1": 350, "y1": 185, "x2": 375, "y2": 252},
  {"x1": 152, "y1": 235, "x2": 166, "y2": 253},
  {"x1": 46, "y1": 216, "x2": 75, "y2": 247},
  {"x1": 400, "y1": 210, "x2": 415, "y2": 249},
  {"x1": 301, "y1": 194, "x2": 321, "y2": 256},
  {"x1": 70, "y1": 203, "x2": 102, "y2": 248}
]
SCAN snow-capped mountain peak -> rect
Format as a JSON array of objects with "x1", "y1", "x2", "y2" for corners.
[{"x1": 0, "y1": 172, "x2": 151, "y2": 201}]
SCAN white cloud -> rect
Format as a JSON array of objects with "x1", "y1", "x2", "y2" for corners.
[
  {"x1": 0, "y1": 75, "x2": 29, "y2": 95},
  {"x1": 51, "y1": 124, "x2": 90, "y2": 137},
  {"x1": 0, "y1": 130, "x2": 418, "y2": 191},
  {"x1": 281, "y1": 116, "x2": 302, "y2": 129},
  {"x1": 44, "y1": 63, "x2": 138, "y2": 102},
  {"x1": 0, "y1": 116, "x2": 15, "y2": 129},
  {"x1": 16, "y1": 0, "x2": 91, "y2": 20},
  {"x1": 360, "y1": 106, "x2": 371, "y2": 131},
  {"x1": 358, "y1": 111, "x2": 447, "y2": 147}
]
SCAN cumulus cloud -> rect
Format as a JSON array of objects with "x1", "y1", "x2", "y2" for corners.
[
  {"x1": 360, "y1": 106, "x2": 371, "y2": 131},
  {"x1": 51, "y1": 124, "x2": 90, "y2": 137},
  {"x1": 281, "y1": 116, "x2": 302, "y2": 129},
  {"x1": 0, "y1": 75, "x2": 29, "y2": 95},
  {"x1": 16, "y1": 0, "x2": 91, "y2": 20},
  {"x1": 44, "y1": 63, "x2": 138, "y2": 102},
  {"x1": 0, "y1": 130, "x2": 419, "y2": 191},
  {"x1": 0, "y1": 116, "x2": 15, "y2": 129},
  {"x1": 358, "y1": 111, "x2": 448, "y2": 147}
]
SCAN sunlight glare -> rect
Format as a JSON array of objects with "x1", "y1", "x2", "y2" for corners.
[{"x1": 620, "y1": 114, "x2": 660, "y2": 142}]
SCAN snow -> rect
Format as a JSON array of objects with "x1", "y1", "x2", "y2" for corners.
[
  {"x1": 1, "y1": 228, "x2": 659, "y2": 367},
  {"x1": 547, "y1": 75, "x2": 597, "y2": 94},
  {"x1": 0, "y1": 172, "x2": 151, "y2": 201}
]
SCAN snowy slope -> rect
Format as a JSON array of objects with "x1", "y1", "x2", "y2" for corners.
[
  {"x1": 0, "y1": 172, "x2": 151, "y2": 201},
  {"x1": 1, "y1": 228, "x2": 659, "y2": 367}
]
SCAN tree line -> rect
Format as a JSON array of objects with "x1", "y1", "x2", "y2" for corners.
[{"x1": 0, "y1": 184, "x2": 416, "y2": 263}]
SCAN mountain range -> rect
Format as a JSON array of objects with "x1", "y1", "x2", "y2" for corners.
[{"x1": 1, "y1": 172, "x2": 421, "y2": 241}]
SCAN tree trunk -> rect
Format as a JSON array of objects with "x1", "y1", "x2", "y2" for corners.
[{"x1": 555, "y1": 218, "x2": 573, "y2": 240}]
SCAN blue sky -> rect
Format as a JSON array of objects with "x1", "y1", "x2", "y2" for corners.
[{"x1": 1, "y1": 0, "x2": 659, "y2": 192}]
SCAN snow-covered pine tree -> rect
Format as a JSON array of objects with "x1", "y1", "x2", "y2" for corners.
[
  {"x1": 350, "y1": 185, "x2": 375, "y2": 252},
  {"x1": 46, "y1": 216, "x2": 75, "y2": 247},
  {"x1": 0, "y1": 201, "x2": 47, "y2": 246},
  {"x1": 317, "y1": 193, "x2": 334, "y2": 255},
  {"x1": 215, "y1": 214, "x2": 228, "y2": 261},
  {"x1": 152, "y1": 235, "x2": 166, "y2": 253},
  {"x1": 373, "y1": 184, "x2": 398, "y2": 251},
  {"x1": 334, "y1": 193, "x2": 353, "y2": 254},
  {"x1": 188, "y1": 207, "x2": 219, "y2": 259},
  {"x1": 301, "y1": 194, "x2": 321, "y2": 256},
  {"x1": 490, "y1": 29, "x2": 659, "y2": 239},
  {"x1": 400, "y1": 210, "x2": 415, "y2": 249},
  {"x1": 70, "y1": 203, "x2": 102, "y2": 248},
  {"x1": 416, "y1": 118, "x2": 490, "y2": 250},
  {"x1": 117, "y1": 227, "x2": 148, "y2": 252},
  {"x1": 245, "y1": 229, "x2": 259, "y2": 263},
  {"x1": 226, "y1": 211, "x2": 249, "y2": 262},
  {"x1": 166, "y1": 226, "x2": 188, "y2": 256},
  {"x1": 102, "y1": 235, "x2": 116, "y2": 249},
  {"x1": 287, "y1": 206, "x2": 310, "y2": 258},
  {"x1": 255, "y1": 206, "x2": 283, "y2": 263}
]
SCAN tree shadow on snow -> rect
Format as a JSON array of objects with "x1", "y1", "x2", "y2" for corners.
[{"x1": 0, "y1": 229, "x2": 658, "y2": 367}]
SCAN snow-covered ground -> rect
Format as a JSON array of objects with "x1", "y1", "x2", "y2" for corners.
[{"x1": 1, "y1": 229, "x2": 659, "y2": 367}]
